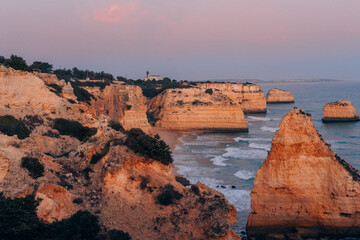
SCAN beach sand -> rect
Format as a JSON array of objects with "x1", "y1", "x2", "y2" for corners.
[{"x1": 152, "y1": 127, "x2": 184, "y2": 151}]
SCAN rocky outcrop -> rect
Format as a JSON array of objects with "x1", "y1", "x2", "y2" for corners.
[
  {"x1": 266, "y1": 88, "x2": 294, "y2": 103},
  {"x1": 148, "y1": 88, "x2": 248, "y2": 132},
  {"x1": 198, "y1": 83, "x2": 267, "y2": 113},
  {"x1": 322, "y1": 100, "x2": 359, "y2": 122},
  {"x1": 247, "y1": 108, "x2": 360, "y2": 239},
  {"x1": 36, "y1": 183, "x2": 78, "y2": 223},
  {"x1": 86, "y1": 83, "x2": 152, "y2": 134}
]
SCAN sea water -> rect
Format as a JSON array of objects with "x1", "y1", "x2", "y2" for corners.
[{"x1": 172, "y1": 81, "x2": 360, "y2": 234}]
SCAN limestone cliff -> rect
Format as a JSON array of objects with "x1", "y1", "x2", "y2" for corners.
[
  {"x1": 266, "y1": 88, "x2": 294, "y2": 103},
  {"x1": 0, "y1": 67, "x2": 240, "y2": 240},
  {"x1": 322, "y1": 100, "x2": 359, "y2": 122},
  {"x1": 85, "y1": 83, "x2": 152, "y2": 134},
  {"x1": 247, "y1": 108, "x2": 360, "y2": 239},
  {"x1": 148, "y1": 88, "x2": 248, "y2": 132},
  {"x1": 198, "y1": 83, "x2": 267, "y2": 113}
]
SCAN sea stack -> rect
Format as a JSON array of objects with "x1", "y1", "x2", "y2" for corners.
[
  {"x1": 266, "y1": 88, "x2": 294, "y2": 103},
  {"x1": 322, "y1": 100, "x2": 359, "y2": 122},
  {"x1": 247, "y1": 108, "x2": 360, "y2": 239}
]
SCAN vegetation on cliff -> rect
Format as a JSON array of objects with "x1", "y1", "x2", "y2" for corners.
[
  {"x1": 21, "y1": 157, "x2": 44, "y2": 179},
  {"x1": 0, "y1": 115, "x2": 31, "y2": 139},
  {"x1": 0, "y1": 193, "x2": 131, "y2": 240},
  {"x1": 53, "y1": 118, "x2": 97, "y2": 141},
  {"x1": 125, "y1": 128, "x2": 173, "y2": 165}
]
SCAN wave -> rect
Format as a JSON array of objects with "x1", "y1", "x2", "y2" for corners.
[
  {"x1": 249, "y1": 142, "x2": 271, "y2": 151},
  {"x1": 234, "y1": 170, "x2": 255, "y2": 180},
  {"x1": 210, "y1": 156, "x2": 228, "y2": 166},
  {"x1": 223, "y1": 147, "x2": 268, "y2": 159},
  {"x1": 261, "y1": 126, "x2": 279, "y2": 133},
  {"x1": 234, "y1": 137, "x2": 271, "y2": 142},
  {"x1": 246, "y1": 116, "x2": 273, "y2": 121}
]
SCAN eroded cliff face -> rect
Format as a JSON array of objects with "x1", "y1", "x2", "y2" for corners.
[
  {"x1": 0, "y1": 67, "x2": 240, "y2": 240},
  {"x1": 266, "y1": 88, "x2": 294, "y2": 103},
  {"x1": 198, "y1": 83, "x2": 267, "y2": 113},
  {"x1": 148, "y1": 88, "x2": 248, "y2": 132},
  {"x1": 247, "y1": 108, "x2": 360, "y2": 239},
  {"x1": 86, "y1": 83, "x2": 152, "y2": 134},
  {"x1": 322, "y1": 100, "x2": 359, "y2": 122}
]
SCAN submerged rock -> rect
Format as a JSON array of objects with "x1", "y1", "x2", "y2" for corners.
[
  {"x1": 247, "y1": 108, "x2": 360, "y2": 239},
  {"x1": 266, "y1": 88, "x2": 294, "y2": 103},
  {"x1": 322, "y1": 100, "x2": 359, "y2": 122}
]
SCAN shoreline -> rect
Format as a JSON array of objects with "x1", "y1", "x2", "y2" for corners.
[{"x1": 152, "y1": 127, "x2": 184, "y2": 151}]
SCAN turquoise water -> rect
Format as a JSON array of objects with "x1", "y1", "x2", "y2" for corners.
[{"x1": 172, "y1": 81, "x2": 360, "y2": 234}]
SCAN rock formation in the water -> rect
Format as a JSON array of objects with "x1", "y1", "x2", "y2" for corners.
[
  {"x1": 266, "y1": 88, "x2": 294, "y2": 103},
  {"x1": 322, "y1": 100, "x2": 359, "y2": 122},
  {"x1": 85, "y1": 83, "x2": 152, "y2": 134},
  {"x1": 198, "y1": 83, "x2": 267, "y2": 113},
  {"x1": 148, "y1": 87, "x2": 248, "y2": 132},
  {"x1": 0, "y1": 67, "x2": 240, "y2": 240},
  {"x1": 247, "y1": 108, "x2": 360, "y2": 239}
]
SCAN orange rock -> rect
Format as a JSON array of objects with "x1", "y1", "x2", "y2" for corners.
[
  {"x1": 247, "y1": 108, "x2": 360, "y2": 239},
  {"x1": 36, "y1": 183, "x2": 78, "y2": 223},
  {"x1": 266, "y1": 88, "x2": 294, "y2": 103},
  {"x1": 148, "y1": 88, "x2": 248, "y2": 132},
  {"x1": 322, "y1": 100, "x2": 359, "y2": 122}
]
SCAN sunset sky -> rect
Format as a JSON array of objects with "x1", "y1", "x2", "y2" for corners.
[{"x1": 1, "y1": 0, "x2": 360, "y2": 81}]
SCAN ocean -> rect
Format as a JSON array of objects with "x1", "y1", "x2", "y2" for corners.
[{"x1": 172, "y1": 80, "x2": 360, "y2": 234}]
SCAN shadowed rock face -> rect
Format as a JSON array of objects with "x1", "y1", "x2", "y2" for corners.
[
  {"x1": 266, "y1": 88, "x2": 294, "y2": 103},
  {"x1": 322, "y1": 100, "x2": 359, "y2": 122},
  {"x1": 247, "y1": 108, "x2": 360, "y2": 239},
  {"x1": 147, "y1": 88, "x2": 249, "y2": 132}
]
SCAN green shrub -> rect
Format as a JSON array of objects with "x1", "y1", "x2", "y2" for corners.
[
  {"x1": 175, "y1": 175, "x2": 191, "y2": 186},
  {"x1": 47, "y1": 84, "x2": 63, "y2": 95},
  {"x1": 157, "y1": 184, "x2": 182, "y2": 206},
  {"x1": 0, "y1": 115, "x2": 30, "y2": 139},
  {"x1": 191, "y1": 185, "x2": 200, "y2": 195},
  {"x1": 71, "y1": 84, "x2": 95, "y2": 104},
  {"x1": 139, "y1": 175, "x2": 151, "y2": 190},
  {"x1": 90, "y1": 140, "x2": 112, "y2": 164},
  {"x1": 23, "y1": 115, "x2": 44, "y2": 131},
  {"x1": 205, "y1": 88, "x2": 213, "y2": 95},
  {"x1": 124, "y1": 128, "x2": 173, "y2": 165},
  {"x1": 108, "y1": 229, "x2": 132, "y2": 240},
  {"x1": 21, "y1": 157, "x2": 44, "y2": 179},
  {"x1": 109, "y1": 121, "x2": 125, "y2": 132},
  {"x1": 146, "y1": 112, "x2": 159, "y2": 126},
  {"x1": 53, "y1": 118, "x2": 97, "y2": 141}
]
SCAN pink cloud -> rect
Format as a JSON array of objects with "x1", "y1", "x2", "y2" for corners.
[{"x1": 93, "y1": 3, "x2": 139, "y2": 23}]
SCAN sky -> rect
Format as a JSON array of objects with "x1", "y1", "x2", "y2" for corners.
[{"x1": 1, "y1": 0, "x2": 360, "y2": 81}]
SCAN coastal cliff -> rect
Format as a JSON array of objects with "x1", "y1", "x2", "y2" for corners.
[
  {"x1": 0, "y1": 67, "x2": 240, "y2": 240},
  {"x1": 247, "y1": 108, "x2": 360, "y2": 239},
  {"x1": 147, "y1": 88, "x2": 248, "y2": 132},
  {"x1": 266, "y1": 88, "x2": 294, "y2": 103},
  {"x1": 322, "y1": 100, "x2": 359, "y2": 122},
  {"x1": 198, "y1": 83, "x2": 267, "y2": 113},
  {"x1": 85, "y1": 83, "x2": 152, "y2": 134}
]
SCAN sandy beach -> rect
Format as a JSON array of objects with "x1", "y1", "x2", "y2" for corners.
[{"x1": 152, "y1": 127, "x2": 184, "y2": 151}]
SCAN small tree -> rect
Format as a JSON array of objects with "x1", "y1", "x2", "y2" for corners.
[
  {"x1": 4, "y1": 54, "x2": 28, "y2": 71},
  {"x1": 29, "y1": 61, "x2": 53, "y2": 73}
]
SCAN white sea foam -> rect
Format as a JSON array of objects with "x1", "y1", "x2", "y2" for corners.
[
  {"x1": 234, "y1": 137, "x2": 271, "y2": 142},
  {"x1": 261, "y1": 126, "x2": 279, "y2": 133},
  {"x1": 210, "y1": 156, "x2": 228, "y2": 166},
  {"x1": 247, "y1": 116, "x2": 272, "y2": 121},
  {"x1": 223, "y1": 147, "x2": 267, "y2": 159},
  {"x1": 234, "y1": 170, "x2": 255, "y2": 180},
  {"x1": 249, "y1": 142, "x2": 271, "y2": 151}
]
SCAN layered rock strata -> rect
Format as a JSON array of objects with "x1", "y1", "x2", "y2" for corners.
[
  {"x1": 322, "y1": 100, "x2": 359, "y2": 122},
  {"x1": 86, "y1": 83, "x2": 152, "y2": 133},
  {"x1": 247, "y1": 108, "x2": 360, "y2": 239},
  {"x1": 148, "y1": 88, "x2": 248, "y2": 132},
  {"x1": 198, "y1": 83, "x2": 267, "y2": 113},
  {"x1": 266, "y1": 88, "x2": 294, "y2": 103}
]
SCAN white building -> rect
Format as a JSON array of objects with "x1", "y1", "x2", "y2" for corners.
[{"x1": 144, "y1": 71, "x2": 163, "y2": 81}]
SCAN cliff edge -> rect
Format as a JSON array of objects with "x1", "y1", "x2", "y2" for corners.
[
  {"x1": 247, "y1": 108, "x2": 360, "y2": 239},
  {"x1": 322, "y1": 100, "x2": 359, "y2": 122}
]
